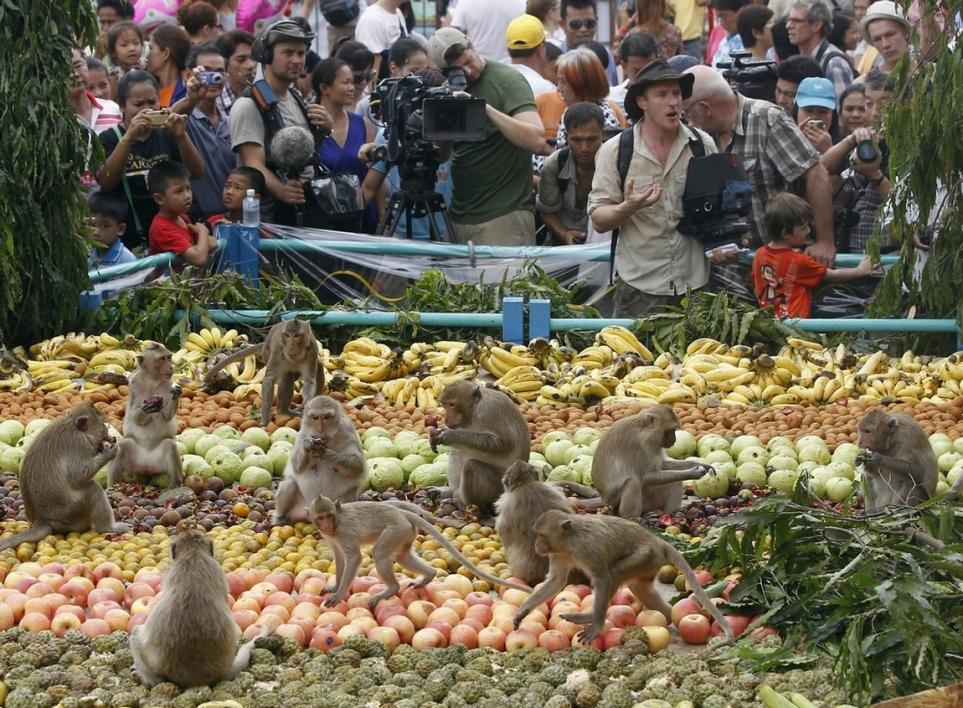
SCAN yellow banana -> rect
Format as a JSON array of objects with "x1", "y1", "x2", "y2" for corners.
[
  {"x1": 787, "y1": 336, "x2": 823, "y2": 351},
  {"x1": 597, "y1": 326, "x2": 654, "y2": 360},
  {"x1": 686, "y1": 338, "x2": 722, "y2": 357},
  {"x1": 658, "y1": 386, "x2": 696, "y2": 405}
]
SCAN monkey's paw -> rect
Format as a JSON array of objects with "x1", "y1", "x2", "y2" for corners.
[
  {"x1": 323, "y1": 593, "x2": 344, "y2": 608},
  {"x1": 170, "y1": 384, "x2": 182, "y2": 398},
  {"x1": 575, "y1": 626, "x2": 603, "y2": 644},
  {"x1": 512, "y1": 611, "x2": 526, "y2": 630}
]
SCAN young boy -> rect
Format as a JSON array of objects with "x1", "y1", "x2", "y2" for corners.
[
  {"x1": 147, "y1": 160, "x2": 218, "y2": 267},
  {"x1": 206, "y1": 167, "x2": 266, "y2": 230},
  {"x1": 88, "y1": 191, "x2": 137, "y2": 267},
  {"x1": 753, "y1": 193, "x2": 873, "y2": 318}
]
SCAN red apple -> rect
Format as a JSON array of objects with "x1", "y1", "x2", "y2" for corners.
[
  {"x1": 92, "y1": 562, "x2": 123, "y2": 584},
  {"x1": 87, "y1": 587, "x2": 120, "y2": 608},
  {"x1": 350, "y1": 616, "x2": 378, "y2": 634},
  {"x1": 602, "y1": 627, "x2": 625, "y2": 650},
  {"x1": 24, "y1": 582, "x2": 55, "y2": 599},
  {"x1": 264, "y1": 592, "x2": 296, "y2": 613},
  {"x1": 0, "y1": 603, "x2": 14, "y2": 630},
  {"x1": 337, "y1": 623, "x2": 366, "y2": 640},
  {"x1": 80, "y1": 618, "x2": 111, "y2": 638},
  {"x1": 610, "y1": 588, "x2": 635, "y2": 606},
  {"x1": 40, "y1": 562, "x2": 65, "y2": 576},
  {"x1": 50, "y1": 612, "x2": 82, "y2": 637},
  {"x1": 12, "y1": 577, "x2": 39, "y2": 594},
  {"x1": 60, "y1": 579, "x2": 94, "y2": 607},
  {"x1": 133, "y1": 568, "x2": 163, "y2": 591},
  {"x1": 127, "y1": 613, "x2": 149, "y2": 633},
  {"x1": 104, "y1": 608, "x2": 132, "y2": 633},
  {"x1": 232, "y1": 596, "x2": 260, "y2": 614},
  {"x1": 427, "y1": 606, "x2": 460, "y2": 627},
  {"x1": 266, "y1": 572, "x2": 294, "y2": 594},
  {"x1": 441, "y1": 598, "x2": 468, "y2": 619},
  {"x1": 366, "y1": 625, "x2": 401, "y2": 651},
  {"x1": 275, "y1": 623, "x2": 307, "y2": 647},
  {"x1": 501, "y1": 588, "x2": 530, "y2": 607},
  {"x1": 300, "y1": 577, "x2": 328, "y2": 597},
  {"x1": 406, "y1": 600, "x2": 436, "y2": 629},
  {"x1": 464, "y1": 604, "x2": 492, "y2": 626},
  {"x1": 55, "y1": 604, "x2": 85, "y2": 622},
  {"x1": 289, "y1": 616, "x2": 316, "y2": 638},
  {"x1": 124, "y1": 582, "x2": 156, "y2": 607},
  {"x1": 4, "y1": 592, "x2": 28, "y2": 622},
  {"x1": 505, "y1": 629, "x2": 538, "y2": 652},
  {"x1": 243, "y1": 623, "x2": 267, "y2": 641},
  {"x1": 225, "y1": 572, "x2": 247, "y2": 598},
  {"x1": 636, "y1": 609, "x2": 669, "y2": 628},
  {"x1": 63, "y1": 564, "x2": 91, "y2": 581},
  {"x1": 685, "y1": 569, "x2": 713, "y2": 590},
  {"x1": 411, "y1": 627, "x2": 447, "y2": 649},
  {"x1": 477, "y1": 626, "x2": 507, "y2": 650},
  {"x1": 294, "y1": 569, "x2": 325, "y2": 592},
  {"x1": 464, "y1": 591, "x2": 493, "y2": 608},
  {"x1": 292, "y1": 602, "x2": 321, "y2": 621},
  {"x1": 447, "y1": 623, "x2": 478, "y2": 648},
  {"x1": 382, "y1": 614, "x2": 415, "y2": 644},
  {"x1": 711, "y1": 614, "x2": 751, "y2": 637},
  {"x1": 91, "y1": 600, "x2": 122, "y2": 619},
  {"x1": 258, "y1": 614, "x2": 284, "y2": 633},
  {"x1": 309, "y1": 626, "x2": 341, "y2": 651},
  {"x1": 571, "y1": 632, "x2": 606, "y2": 650},
  {"x1": 671, "y1": 597, "x2": 706, "y2": 627},
  {"x1": 537, "y1": 629, "x2": 570, "y2": 651},
  {"x1": 298, "y1": 593, "x2": 324, "y2": 608},
  {"x1": 260, "y1": 605, "x2": 290, "y2": 623},
  {"x1": 316, "y1": 611, "x2": 348, "y2": 630},
  {"x1": 518, "y1": 620, "x2": 546, "y2": 638},
  {"x1": 678, "y1": 614, "x2": 711, "y2": 644},
  {"x1": 751, "y1": 625, "x2": 779, "y2": 642},
  {"x1": 425, "y1": 620, "x2": 452, "y2": 641},
  {"x1": 19, "y1": 611, "x2": 51, "y2": 631},
  {"x1": 605, "y1": 605, "x2": 638, "y2": 629},
  {"x1": 233, "y1": 609, "x2": 260, "y2": 631},
  {"x1": 442, "y1": 573, "x2": 473, "y2": 597},
  {"x1": 38, "y1": 573, "x2": 66, "y2": 592},
  {"x1": 350, "y1": 576, "x2": 381, "y2": 594},
  {"x1": 130, "y1": 596, "x2": 156, "y2": 616},
  {"x1": 345, "y1": 592, "x2": 373, "y2": 610},
  {"x1": 23, "y1": 597, "x2": 54, "y2": 619}
]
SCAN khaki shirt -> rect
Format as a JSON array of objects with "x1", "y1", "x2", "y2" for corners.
[{"x1": 588, "y1": 123, "x2": 715, "y2": 296}]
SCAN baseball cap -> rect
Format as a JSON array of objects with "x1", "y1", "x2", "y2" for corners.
[
  {"x1": 796, "y1": 77, "x2": 836, "y2": 110},
  {"x1": 624, "y1": 59, "x2": 695, "y2": 122},
  {"x1": 859, "y1": 0, "x2": 911, "y2": 43},
  {"x1": 507, "y1": 14, "x2": 547, "y2": 51},
  {"x1": 428, "y1": 27, "x2": 470, "y2": 70}
]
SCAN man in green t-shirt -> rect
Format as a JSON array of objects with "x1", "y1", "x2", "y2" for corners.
[{"x1": 427, "y1": 27, "x2": 552, "y2": 246}]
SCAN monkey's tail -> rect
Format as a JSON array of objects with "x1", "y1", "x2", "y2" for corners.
[
  {"x1": 408, "y1": 513, "x2": 533, "y2": 593},
  {"x1": 663, "y1": 544, "x2": 735, "y2": 646},
  {"x1": 382, "y1": 499, "x2": 465, "y2": 529},
  {"x1": 0, "y1": 523, "x2": 53, "y2": 553},
  {"x1": 204, "y1": 344, "x2": 263, "y2": 381},
  {"x1": 548, "y1": 481, "x2": 600, "y2": 499}
]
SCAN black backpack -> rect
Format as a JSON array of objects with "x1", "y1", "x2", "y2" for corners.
[{"x1": 320, "y1": 0, "x2": 360, "y2": 26}]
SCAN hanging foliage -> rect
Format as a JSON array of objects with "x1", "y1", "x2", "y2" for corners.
[
  {"x1": 869, "y1": 14, "x2": 963, "y2": 351},
  {"x1": 0, "y1": 3, "x2": 97, "y2": 346}
]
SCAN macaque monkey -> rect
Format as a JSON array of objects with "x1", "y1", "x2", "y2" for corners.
[
  {"x1": 130, "y1": 526, "x2": 265, "y2": 687},
  {"x1": 513, "y1": 509, "x2": 735, "y2": 645},
  {"x1": 494, "y1": 460, "x2": 575, "y2": 585},
  {"x1": 430, "y1": 380, "x2": 530, "y2": 516},
  {"x1": 307, "y1": 495, "x2": 530, "y2": 608},
  {"x1": 273, "y1": 396, "x2": 367, "y2": 524},
  {"x1": 205, "y1": 319, "x2": 322, "y2": 425},
  {"x1": 591, "y1": 405, "x2": 716, "y2": 517},
  {"x1": 857, "y1": 409, "x2": 939, "y2": 512},
  {"x1": 109, "y1": 343, "x2": 183, "y2": 487},
  {"x1": 0, "y1": 403, "x2": 129, "y2": 551}
]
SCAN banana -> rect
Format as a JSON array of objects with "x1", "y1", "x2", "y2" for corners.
[
  {"x1": 186, "y1": 332, "x2": 210, "y2": 352},
  {"x1": 344, "y1": 337, "x2": 383, "y2": 357},
  {"x1": 489, "y1": 345, "x2": 537, "y2": 370},
  {"x1": 538, "y1": 385, "x2": 569, "y2": 403},
  {"x1": 653, "y1": 351, "x2": 674, "y2": 372},
  {"x1": 787, "y1": 336, "x2": 823, "y2": 351},
  {"x1": 433, "y1": 341, "x2": 467, "y2": 353},
  {"x1": 657, "y1": 386, "x2": 696, "y2": 404},
  {"x1": 725, "y1": 391, "x2": 753, "y2": 406},
  {"x1": 855, "y1": 350, "x2": 886, "y2": 377},
  {"x1": 760, "y1": 384, "x2": 786, "y2": 401},
  {"x1": 235, "y1": 355, "x2": 258, "y2": 382},
  {"x1": 686, "y1": 338, "x2": 721, "y2": 357},
  {"x1": 769, "y1": 393, "x2": 801, "y2": 405},
  {"x1": 97, "y1": 333, "x2": 121, "y2": 349},
  {"x1": 576, "y1": 378, "x2": 610, "y2": 404},
  {"x1": 88, "y1": 349, "x2": 137, "y2": 369},
  {"x1": 596, "y1": 326, "x2": 654, "y2": 360}
]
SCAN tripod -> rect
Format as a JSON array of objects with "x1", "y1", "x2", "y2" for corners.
[{"x1": 376, "y1": 188, "x2": 454, "y2": 242}]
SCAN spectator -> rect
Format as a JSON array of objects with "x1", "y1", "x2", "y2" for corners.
[
  {"x1": 774, "y1": 54, "x2": 824, "y2": 113},
  {"x1": 148, "y1": 24, "x2": 192, "y2": 107},
  {"x1": 106, "y1": 21, "x2": 147, "y2": 74},
  {"x1": 147, "y1": 160, "x2": 218, "y2": 266},
  {"x1": 559, "y1": 0, "x2": 618, "y2": 84},
  {"x1": 753, "y1": 192, "x2": 871, "y2": 317},
  {"x1": 207, "y1": 0, "x2": 237, "y2": 32},
  {"x1": 176, "y1": 44, "x2": 235, "y2": 220},
  {"x1": 527, "y1": 0, "x2": 566, "y2": 46},
  {"x1": 588, "y1": 61, "x2": 717, "y2": 316},
  {"x1": 673, "y1": 0, "x2": 708, "y2": 60},
  {"x1": 849, "y1": 0, "x2": 872, "y2": 65},
  {"x1": 857, "y1": 0, "x2": 911, "y2": 76},
  {"x1": 837, "y1": 83, "x2": 866, "y2": 135},
  {"x1": 630, "y1": 0, "x2": 683, "y2": 59},
  {"x1": 207, "y1": 166, "x2": 267, "y2": 228},
  {"x1": 355, "y1": 0, "x2": 409, "y2": 74},
  {"x1": 738, "y1": 5, "x2": 775, "y2": 61},
  {"x1": 214, "y1": 29, "x2": 256, "y2": 114},
  {"x1": 313, "y1": 58, "x2": 377, "y2": 232},
  {"x1": 71, "y1": 48, "x2": 123, "y2": 136},
  {"x1": 88, "y1": 191, "x2": 137, "y2": 267},
  {"x1": 427, "y1": 27, "x2": 550, "y2": 245},
  {"x1": 362, "y1": 67, "x2": 454, "y2": 239},
  {"x1": 786, "y1": 0, "x2": 854, "y2": 98},
  {"x1": 710, "y1": 0, "x2": 751, "y2": 69},
  {"x1": 507, "y1": 15, "x2": 555, "y2": 97},
  {"x1": 541, "y1": 41, "x2": 563, "y2": 84},
  {"x1": 537, "y1": 102, "x2": 604, "y2": 244},
  {"x1": 682, "y1": 66, "x2": 836, "y2": 265},
  {"x1": 863, "y1": 67, "x2": 894, "y2": 126},
  {"x1": 86, "y1": 57, "x2": 113, "y2": 101},
  {"x1": 96, "y1": 0, "x2": 135, "y2": 36},
  {"x1": 552, "y1": 49, "x2": 626, "y2": 149},
  {"x1": 230, "y1": 20, "x2": 334, "y2": 226},
  {"x1": 608, "y1": 32, "x2": 656, "y2": 107},
  {"x1": 794, "y1": 76, "x2": 840, "y2": 154},
  {"x1": 829, "y1": 12, "x2": 861, "y2": 54},
  {"x1": 335, "y1": 41, "x2": 376, "y2": 112},
  {"x1": 177, "y1": 2, "x2": 222, "y2": 45},
  {"x1": 450, "y1": 0, "x2": 527, "y2": 64},
  {"x1": 97, "y1": 70, "x2": 205, "y2": 250}
]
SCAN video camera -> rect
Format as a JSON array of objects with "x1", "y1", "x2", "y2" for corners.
[{"x1": 717, "y1": 51, "x2": 777, "y2": 101}]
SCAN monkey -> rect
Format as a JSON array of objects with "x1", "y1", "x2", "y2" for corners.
[
  {"x1": 513, "y1": 509, "x2": 735, "y2": 645},
  {"x1": 0, "y1": 402, "x2": 129, "y2": 552},
  {"x1": 857, "y1": 409, "x2": 939, "y2": 513},
  {"x1": 307, "y1": 495, "x2": 530, "y2": 609},
  {"x1": 204, "y1": 320, "x2": 322, "y2": 425},
  {"x1": 429, "y1": 380, "x2": 530, "y2": 517},
  {"x1": 273, "y1": 396, "x2": 367, "y2": 524},
  {"x1": 130, "y1": 526, "x2": 266, "y2": 688},
  {"x1": 494, "y1": 460, "x2": 576, "y2": 585},
  {"x1": 590, "y1": 405, "x2": 716, "y2": 518},
  {"x1": 109, "y1": 343, "x2": 183, "y2": 488}
]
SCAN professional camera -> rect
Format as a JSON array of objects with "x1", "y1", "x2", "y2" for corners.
[{"x1": 717, "y1": 51, "x2": 777, "y2": 101}]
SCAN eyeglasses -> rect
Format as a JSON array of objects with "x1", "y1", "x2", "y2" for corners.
[
  {"x1": 785, "y1": 17, "x2": 810, "y2": 24},
  {"x1": 567, "y1": 18, "x2": 597, "y2": 30},
  {"x1": 353, "y1": 72, "x2": 374, "y2": 84}
]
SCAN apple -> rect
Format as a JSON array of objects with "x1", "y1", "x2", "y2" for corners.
[
  {"x1": 636, "y1": 609, "x2": 668, "y2": 628},
  {"x1": 427, "y1": 606, "x2": 460, "y2": 627},
  {"x1": 736, "y1": 461, "x2": 767, "y2": 487},
  {"x1": 678, "y1": 614, "x2": 711, "y2": 644},
  {"x1": 697, "y1": 434, "x2": 730, "y2": 457},
  {"x1": 258, "y1": 614, "x2": 285, "y2": 633},
  {"x1": 602, "y1": 627, "x2": 625, "y2": 650},
  {"x1": 50, "y1": 612, "x2": 83, "y2": 637},
  {"x1": 505, "y1": 629, "x2": 538, "y2": 652},
  {"x1": 537, "y1": 629, "x2": 570, "y2": 651},
  {"x1": 261, "y1": 605, "x2": 291, "y2": 623},
  {"x1": 124, "y1": 582, "x2": 156, "y2": 607},
  {"x1": 448, "y1": 623, "x2": 479, "y2": 648},
  {"x1": 640, "y1": 625, "x2": 670, "y2": 652},
  {"x1": 518, "y1": 620, "x2": 546, "y2": 638},
  {"x1": 23, "y1": 597, "x2": 54, "y2": 618},
  {"x1": 130, "y1": 596, "x2": 156, "y2": 616},
  {"x1": 605, "y1": 605, "x2": 638, "y2": 629},
  {"x1": 80, "y1": 618, "x2": 111, "y2": 639},
  {"x1": 407, "y1": 600, "x2": 436, "y2": 629},
  {"x1": 92, "y1": 562, "x2": 123, "y2": 584},
  {"x1": 242, "y1": 623, "x2": 268, "y2": 641},
  {"x1": 671, "y1": 597, "x2": 706, "y2": 627},
  {"x1": 382, "y1": 614, "x2": 415, "y2": 643},
  {"x1": 127, "y1": 613, "x2": 149, "y2": 633},
  {"x1": 464, "y1": 591, "x2": 493, "y2": 607},
  {"x1": 20, "y1": 611, "x2": 51, "y2": 631},
  {"x1": 938, "y1": 451, "x2": 963, "y2": 473},
  {"x1": 476, "y1": 626, "x2": 505, "y2": 650},
  {"x1": 38, "y1": 573, "x2": 65, "y2": 591},
  {"x1": 310, "y1": 626, "x2": 341, "y2": 651},
  {"x1": 59, "y1": 579, "x2": 94, "y2": 607},
  {"x1": 666, "y1": 430, "x2": 698, "y2": 459},
  {"x1": 711, "y1": 614, "x2": 751, "y2": 637},
  {"x1": 316, "y1": 611, "x2": 348, "y2": 630},
  {"x1": 704, "y1": 449, "x2": 734, "y2": 466},
  {"x1": 276, "y1": 623, "x2": 307, "y2": 647},
  {"x1": 104, "y1": 608, "x2": 132, "y2": 633},
  {"x1": 767, "y1": 469, "x2": 799, "y2": 494},
  {"x1": 825, "y1": 477, "x2": 854, "y2": 501},
  {"x1": 0, "y1": 603, "x2": 13, "y2": 630},
  {"x1": 730, "y1": 435, "x2": 763, "y2": 458},
  {"x1": 798, "y1": 444, "x2": 831, "y2": 465},
  {"x1": 425, "y1": 620, "x2": 452, "y2": 641},
  {"x1": 367, "y1": 625, "x2": 401, "y2": 650},
  {"x1": 464, "y1": 604, "x2": 492, "y2": 626},
  {"x1": 4, "y1": 592, "x2": 27, "y2": 621},
  {"x1": 411, "y1": 627, "x2": 447, "y2": 649},
  {"x1": 87, "y1": 587, "x2": 120, "y2": 608},
  {"x1": 768, "y1": 435, "x2": 798, "y2": 451},
  {"x1": 233, "y1": 609, "x2": 260, "y2": 631},
  {"x1": 55, "y1": 604, "x2": 85, "y2": 622},
  {"x1": 751, "y1": 625, "x2": 779, "y2": 642}
]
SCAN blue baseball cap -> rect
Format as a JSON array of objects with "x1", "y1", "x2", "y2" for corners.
[{"x1": 796, "y1": 77, "x2": 836, "y2": 110}]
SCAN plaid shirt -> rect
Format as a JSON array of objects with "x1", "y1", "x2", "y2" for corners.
[
  {"x1": 217, "y1": 83, "x2": 240, "y2": 115},
  {"x1": 811, "y1": 40, "x2": 855, "y2": 99},
  {"x1": 725, "y1": 94, "x2": 820, "y2": 246}
]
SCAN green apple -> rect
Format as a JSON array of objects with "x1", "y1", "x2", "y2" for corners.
[
  {"x1": 544, "y1": 439, "x2": 575, "y2": 467},
  {"x1": 736, "y1": 461, "x2": 767, "y2": 487},
  {"x1": 767, "y1": 469, "x2": 799, "y2": 494},
  {"x1": 729, "y1": 435, "x2": 762, "y2": 458},
  {"x1": 697, "y1": 434, "x2": 729, "y2": 458},
  {"x1": 572, "y1": 426, "x2": 601, "y2": 447},
  {"x1": 825, "y1": 477, "x2": 854, "y2": 502},
  {"x1": 240, "y1": 427, "x2": 271, "y2": 452},
  {"x1": 666, "y1": 430, "x2": 698, "y2": 459},
  {"x1": 736, "y1": 446, "x2": 770, "y2": 466}
]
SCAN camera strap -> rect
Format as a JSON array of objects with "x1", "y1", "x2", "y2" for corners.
[{"x1": 111, "y1": 125, "x2": 143, "y2": 237}]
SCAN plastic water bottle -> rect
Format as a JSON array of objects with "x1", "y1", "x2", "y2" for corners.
[{"x1": 242, "y1": 189, "x2": 260, "y2": 227}]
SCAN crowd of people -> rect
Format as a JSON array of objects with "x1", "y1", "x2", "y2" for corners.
[{"x1": 74, "y1": 0, "x2": 959, "y2": 319}]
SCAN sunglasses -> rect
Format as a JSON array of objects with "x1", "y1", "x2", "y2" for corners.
[
  {"x1": 353, "y1": 72, "x2": 374, "y2": 84},
  {"x1": 567, "y1": 18, "x2": 597, "y2": 30}
]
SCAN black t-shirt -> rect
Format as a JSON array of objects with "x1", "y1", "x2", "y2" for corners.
[{"x1": 98, "y1": 126, "x2": 183, "y2": 251}]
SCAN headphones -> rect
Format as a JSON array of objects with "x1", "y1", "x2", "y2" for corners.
[{"x1": 251, "y1": 19, "x2": 315, "y2": 65}]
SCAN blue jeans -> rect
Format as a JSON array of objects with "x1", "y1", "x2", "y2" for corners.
[{"x1": 682, "y1": 38, "x2": 704, "y2": 62}]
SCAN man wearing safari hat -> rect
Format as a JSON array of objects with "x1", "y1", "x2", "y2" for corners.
[
  {"x1": 588, "y1": 60, "x2": 718, "y2": 318},
  {"x1": 857, "y1": 0, "x2": 912, "y2": 75},
  {"x1": 507, "y1": 14, "x2": 554, "y2": 96}
]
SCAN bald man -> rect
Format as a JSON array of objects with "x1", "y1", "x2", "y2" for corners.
[{"x1": 682, "y1": 65, "x2": 835, "y2": 267}]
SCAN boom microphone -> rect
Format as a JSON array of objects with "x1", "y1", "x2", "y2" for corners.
[{"x1": 270, "y1": 126, "x2": 316, "y2": 179}]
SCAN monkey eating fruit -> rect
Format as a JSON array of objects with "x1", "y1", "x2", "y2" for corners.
[{"x1": 857, "y1": 409, "x2": 938, "y2": 512}]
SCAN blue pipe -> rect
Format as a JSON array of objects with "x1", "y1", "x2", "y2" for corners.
[
  {"x1": 549, "y1": 317, "x2": 959, "y2": 333},
  {"x1": 204, "y1": 309, "x2": 504, "y2": 328}
]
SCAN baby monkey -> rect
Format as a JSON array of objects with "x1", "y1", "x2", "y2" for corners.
[
  {"x1": 513, "y1": 509, "x2": 734, "y2": 645},
  {"x1": 308, "y1": 495, "x2": 530, "y2": 608}
]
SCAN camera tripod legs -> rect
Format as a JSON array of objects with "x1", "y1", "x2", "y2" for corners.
[{"x1": 377, "y1": 190, "x2": 454, "y2": 243}]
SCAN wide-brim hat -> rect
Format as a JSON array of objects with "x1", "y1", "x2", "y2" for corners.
[
  {"x1": 859, "y1": 1, "x2": 911, "y2": 44},
  {"x1": 624, "y1": 59, "x2": 695, "y2": 122}
]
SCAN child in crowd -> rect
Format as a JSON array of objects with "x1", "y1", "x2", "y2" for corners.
[
  {"x1": 206, "y1": 167, "x2": 266, "y2": 229},
  {"x1": 86, "y1": 57, "x2": 113, "y2": 100},
  {"x1": 88, "y1": 191, "x2": 137, "y2": 267},
  {"x1": 753, "y1": 193, "x2": 873, "y2": 318},
  {"x1": 147, "y1": 160, "x2": 218, "y2": 266},
  {"x1": 106, "y1": 21, "x2": 147, "y2": 74}
]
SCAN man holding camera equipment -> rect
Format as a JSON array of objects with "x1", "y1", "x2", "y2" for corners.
[
  {"x1": 427, "y1": 27, "x2": 552, "y2": 246},
  {"x1": 683, "y1": 65, "x2": 836, "y2": 267},
  {"x1": 229, "y1": 20, "x2": 333, "y2": 226}
]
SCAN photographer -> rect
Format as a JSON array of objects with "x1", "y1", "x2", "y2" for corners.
[
  {"x1": 426, "y1": 28, "x2": 551, "y2": 246},
  {"x1": 229, "y1": 20, "x2": 333, "y2": 226}
]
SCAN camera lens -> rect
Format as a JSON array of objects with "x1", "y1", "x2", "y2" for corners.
[{"x1": 856, "y1": 139, "x2": 878, "y2": 163}]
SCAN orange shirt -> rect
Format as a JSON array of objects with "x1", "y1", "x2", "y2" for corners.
[
  {"x1": 752, "y1": 244, "x2": 827, "y2": 318},
  {"x1": 536, "y1": 90, "x2": 566, "y2": 141},
  {"x1": 158, "y1": 84, "x2": 175, "y2": 109}
]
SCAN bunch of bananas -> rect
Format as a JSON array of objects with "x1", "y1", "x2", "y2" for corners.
[
  {"x1": 595, "y1": 325, "x2": 655, "y2": 360},
  {"x1": 380, "y1": 373, "x2": 472, "y2": 408},
  {"x1": 184, "y1": 328, "x2": 243, "y2": 357},
  {"x1": 477, "y1": 339, "x2": 539, "y2": 378},
  {"x1": 337, "y1": 337, "x2": 411, "y2": 383}
]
